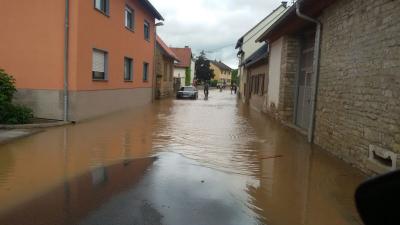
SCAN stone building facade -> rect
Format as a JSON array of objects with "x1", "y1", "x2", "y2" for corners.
[
  {"x1": 255, "y1": 0, "x2": 399, "y2": 175},
  {"x1": 314, "y1": 0, "x2": 400, "y2": 173},
  {"x1": 155, "y1": 36, "x2": 178, "y2": 99}
]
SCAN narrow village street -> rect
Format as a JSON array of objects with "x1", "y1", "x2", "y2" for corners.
[{"x1": 0, "y1": 90, "x2": 366, "y2": 225}]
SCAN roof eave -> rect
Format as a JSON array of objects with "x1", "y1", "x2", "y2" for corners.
[{"x1": 140, "y1": 0, "x2": 164, "y2": 21}]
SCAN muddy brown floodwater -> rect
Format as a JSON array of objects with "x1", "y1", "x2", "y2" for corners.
[{"x1": 0, "y1": 90, "x2": 366, "y2": 225}]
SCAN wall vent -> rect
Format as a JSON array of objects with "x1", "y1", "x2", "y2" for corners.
[{"x1": 368, "y1": 145, "x2": 397, "y2": 173}]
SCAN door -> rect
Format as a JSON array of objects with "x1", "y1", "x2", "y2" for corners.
[{"x1": 295, "y1": 34, "x2": 315, "y2": 130}]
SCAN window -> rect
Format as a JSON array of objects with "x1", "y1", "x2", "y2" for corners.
[
  {"x1": 125, "y1": 6, "x2": 134, "y2": 30},
  {"x1": 144, "y1": 21, "x2": 150, "y2": 41},
  {"x1": 94, "y1": 0, "x2": 109, "y2": 15},
  {"x1": 180, "y1": 87, "x2": 195, "y2": 92},
  {"x1": 143, "y1": 62, "x2": 149, "y2": 81},
  {"x1": 92, "y1": 49, "x2": 107, "y2": 80},
  {"x1": 124, "y1": 57, "x2": 133, "y2": 81}
]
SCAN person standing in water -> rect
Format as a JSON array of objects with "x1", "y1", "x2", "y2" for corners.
[{"x1": 204, "y1": 81, "x2": 209, "y2": 98}]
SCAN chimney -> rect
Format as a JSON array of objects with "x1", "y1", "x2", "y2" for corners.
[{"x1": 281, "y1": 1, "x2": 288, "y2": 8}]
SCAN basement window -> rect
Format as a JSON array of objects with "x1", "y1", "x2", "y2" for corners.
[{"x1": 372, "y1": 151, "x2": 393, "y2": 168}]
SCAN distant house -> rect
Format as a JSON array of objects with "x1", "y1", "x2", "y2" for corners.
[
  {"x1": 255, "y1": 0, "x2": 400, "y2": 174},
  {"x1": 171, "y1": 47, "x2": 193, "y2": 89},
  {"x1": 210, "y1": 61, "x2": 233, "y2": 85},
  {"x1": 241, "y1": 44, "x2": 269, "y2": 112},
  {"x1": 236, "y1": 2, "x2": 288, "y2": 103},
  {"x1": 155, "y1": 36, "x2": 179, "y2": 99},
  {"x1": 0, "y1": 0, "x2": 163, "y2": 121}
]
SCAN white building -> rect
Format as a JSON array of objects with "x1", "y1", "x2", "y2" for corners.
[
  {"x1": 236, "y1": 2, "x2": 289, "y2": 103},
  {"x1": 171, "y1": 46, "x2": 193, "y2": 89}
]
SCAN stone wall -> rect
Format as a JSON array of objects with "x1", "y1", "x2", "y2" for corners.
[
  {"x1": 155, "y1": 48, "x2": 174, "y2": 99},
  {"x1": 277, "y1": 36, "x2": 301, "y2": 124},
  {"x1": 315, "y1": 0, "x2": 400, "y2": 173}
]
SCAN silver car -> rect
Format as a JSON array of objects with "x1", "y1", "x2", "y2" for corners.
[{"x1": 176, "y1": 86, "x2": 198, "y2": 100}]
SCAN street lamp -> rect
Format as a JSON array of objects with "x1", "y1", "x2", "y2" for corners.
[{"x1": 152, "y1": 21, "x2": 164, "y2": 102}]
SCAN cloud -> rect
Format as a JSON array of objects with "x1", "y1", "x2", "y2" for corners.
[{"x1": 151, "y1": 0, "x2": 285, "y2": 68}]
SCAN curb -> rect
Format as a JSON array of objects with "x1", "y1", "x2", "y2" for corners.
[
  {"x1": 0, "y1": 129, "x2": 44, "y2": 145},
  {"x1": 0, "y1": 121, "x2": 71, "y2": 129}
]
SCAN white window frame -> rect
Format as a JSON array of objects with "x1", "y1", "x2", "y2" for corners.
[
  {"x1": 125, "y1": 6, "x2": 134, "y2": 30},
  {"x1": 92, "y1": 49, "x2": 108, "y2": 81},
  {"x1": 144, "y1": 21, "x2": 150, "y2": 41}
]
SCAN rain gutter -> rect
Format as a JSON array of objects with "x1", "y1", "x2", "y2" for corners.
[
  {"x1": 63, "y1": 0, "x2": 70, "y2": 121},
  {"x1": 295, "y1": 1, "x2": 322, "y2": 143}
]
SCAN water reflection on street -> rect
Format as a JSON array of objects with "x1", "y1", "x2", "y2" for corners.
[{"x1": 0, "y1": 90, "x2": 365, "y2": 225}]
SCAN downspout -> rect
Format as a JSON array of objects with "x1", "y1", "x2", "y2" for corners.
[
  {"x1": 63, "y1": 0, "x2": 70, "y2": 121},
  {"x1": 295, "y1": 1, "x2": 322, "y2": 143}
]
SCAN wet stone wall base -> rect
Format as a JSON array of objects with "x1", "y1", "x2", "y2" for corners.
[
  {"x1": 14, "y1": 89, "x2": 64, "y2": 120},
  {"x1": 314, "y1": 0, "x2": 400, "y2": 174}
]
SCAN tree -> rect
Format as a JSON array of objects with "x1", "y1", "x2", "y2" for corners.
[
  {"x1": 231, "y1": 69, "x2": 238, "y2": 85},
  {"x1": 195, "y1": 51, "x2": 215, "y2": 82},
  {"x1": 185, "y1": 68, "x2": 191, "y2": 86}
]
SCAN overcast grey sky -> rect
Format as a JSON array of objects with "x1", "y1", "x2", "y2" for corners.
[{"x1": 151, "y1": 0, "x2": 288, "y2": 69}]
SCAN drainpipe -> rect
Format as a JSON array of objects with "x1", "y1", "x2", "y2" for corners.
[
  {"x1": 63, "y1": 0, "x2": 70, "y2": 121},
  {"x1": 295, "y1": 1, "x2": 322, "y2": 143}
]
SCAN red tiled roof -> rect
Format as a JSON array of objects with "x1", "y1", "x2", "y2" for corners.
[
  {"x1": 156, "y1": 36, "x2": 179, "y2": 61},
  {"x1": 171, "y1": 47, "x2": 192, "y2": 68}
]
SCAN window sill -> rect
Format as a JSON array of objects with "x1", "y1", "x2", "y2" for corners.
[
  {"x1": 92, "y1": 79, "x2": 108, "y2": 82},
  {"x1": 143, "y1": 80, "x2": 149, "y2": 83},
  {"x1": 125, "y1": 27, "x2": 135, "y2": 33},
  {"x1": 94, "y1": 8, "x2": 110, "y2": 17},
  {"x1": 124, "y1": 80, "x2": 133, "y2": 83}
]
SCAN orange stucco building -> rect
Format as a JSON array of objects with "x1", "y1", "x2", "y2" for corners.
[{"x1": 0, "y1": 0, "x2": 163, "y2": 121}]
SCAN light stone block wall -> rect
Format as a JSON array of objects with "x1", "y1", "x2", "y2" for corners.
[
  {"x1": 14, "y1": 89, "x2": 64, "y2": 120},
  {"x1": 14, "y1": 88, "x2": 152, "y2": 122},
  {"x1": 314, "y1": 0, "x2": 400, "y2": 174},
  {"x1": 69, "y1": 88, "x2": 152, "y2": 121}
]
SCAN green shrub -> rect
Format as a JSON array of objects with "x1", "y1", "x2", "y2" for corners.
[
  {"x1": 0, "y1": 101, "x2": 33, "y2": 124},
  {"x1": 210, "y1": 80, "x2": 218, "y2": 87},
  {"x1": 0, "y1": 69, "x2": 34, "y2": 124},
  {"x1": 0, "y1": 69, "x2": 17, "y2": 102}
]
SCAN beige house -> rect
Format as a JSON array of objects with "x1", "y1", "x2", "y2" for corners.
[{"x1": 210, "y1": 60, "x2": 232, "y2": 85}]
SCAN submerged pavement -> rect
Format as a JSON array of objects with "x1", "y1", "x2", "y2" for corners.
[{"x1": 0, "y1": 90, "x2": 366, "y2": 225}]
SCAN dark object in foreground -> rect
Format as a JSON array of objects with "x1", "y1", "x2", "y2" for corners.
[
  {"x1": 355, "y1": 170, "x2": 400, "y2": 225},
  {"x1": 176, "y1": 86, "x2": 198, "y2": 100}
]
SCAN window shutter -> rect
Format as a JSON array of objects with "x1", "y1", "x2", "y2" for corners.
[
  {"x1": 93, "y1": 50, "x2": 105, "y2": 72},
  {"x1": 105, "y1": 0, "x2": 109, "y2": 14}
]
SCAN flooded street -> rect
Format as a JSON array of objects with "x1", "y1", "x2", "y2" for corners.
[{"x1": 0, "y1": 90, "x2": 366, "y2": 225}]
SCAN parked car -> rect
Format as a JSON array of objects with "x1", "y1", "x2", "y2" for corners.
[
  {"x1": 176, "y1": 86, "x2": 198, "y2": 100},
  {"x1": 216, "y1": 83, "x2": 227, "y2": 89}
]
